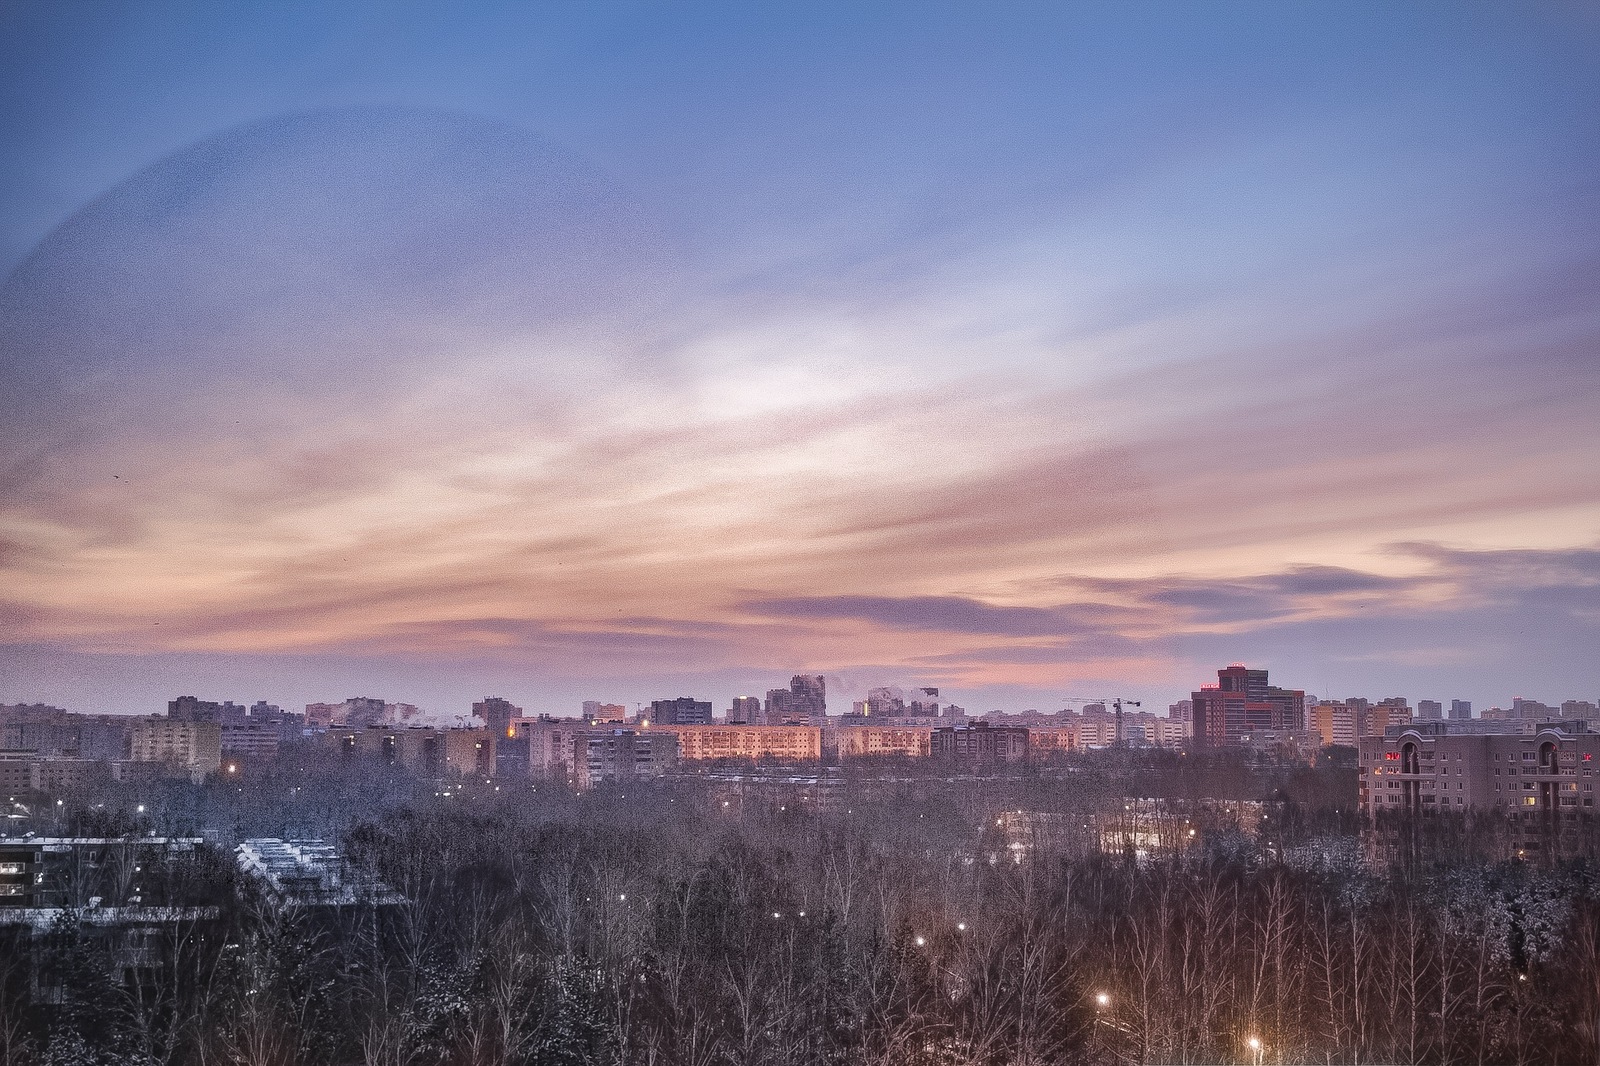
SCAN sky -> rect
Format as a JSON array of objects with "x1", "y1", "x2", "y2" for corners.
[{"x1": 1, "y1": 1, "x2": 1597, "y2": 719}]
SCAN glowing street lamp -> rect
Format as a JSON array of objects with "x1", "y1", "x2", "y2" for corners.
[
  {"x1": 1247, "y1": 1035, "x2": 1264, "y2": 1066},
  {"x1": 1092, "y1": 991, "x2": 1114, "y2": 1057}
]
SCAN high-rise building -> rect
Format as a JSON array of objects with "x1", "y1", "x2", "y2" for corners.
[
  {"x1": 1310, "y1": 702, "x2": 1359, "y2": 748},
  {"x1": 1191, "y1": 665, "x2": 1306, "y2": 745},
  {"x1": 168, "y1": 696, "x2": 251, "y2": 725},
  {"x1": 649, "y1": 697, "x2": 713, "y2": 725},
  {"x1": 1451, "y1": 700, "x2": 1472, "y2": 720},
  {"x1": 580, "y1": 702, "x2": 627, "y2": 723},
  {"x1": 304, "y1": 697, "x2": 422, "y2": 729},
  {"x1": 767, "y1": 676, "x2": 826, "y2": 724},
  {"x1": 573, "y1": 730, "x2": 679, "y2": 789},
  {"x1": 473, "y1": 697, "x2": 521, "y2": 737},
  {"x1": 728, "y1": 696, "x2": 762, "y2": 724},
  {"x1": 851, "y1": 687, "x2": 905, "y2": 718},
  {"x1": 131, "y1": 718, "x2": 222, "y2": 776},
  {"x1": 1513, "y1": 698, "x2": 1556, "y2": 720},
  {"x1": 791, "y1": 675, "x2": 826, "y2": 716},
  {"x1": 1417, "y1": 700, "x2": 1443, "y2": 721},
  {"x1": 1371, "y1": 698, "x2": 1412, "y2": 735},
  {"x1": 1168, "y1": 700, "x2": 1194, "y2": 724}
]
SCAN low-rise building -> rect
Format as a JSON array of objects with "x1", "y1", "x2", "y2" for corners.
[
  {"x1": 0, "y1": 837, "x2": 205, "y2": 910},
  {"x1": 236, "y1": 838, "x2": 401, "y2": 907}
]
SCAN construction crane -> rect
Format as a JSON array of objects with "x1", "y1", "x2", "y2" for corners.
[{"x1": 1062, "y1": 696, "x2": 1143, "y2": 747}]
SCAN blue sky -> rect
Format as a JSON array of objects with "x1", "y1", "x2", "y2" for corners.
[{"x1": 1, "y1": 1, "x2": 1597, "y2": 717}]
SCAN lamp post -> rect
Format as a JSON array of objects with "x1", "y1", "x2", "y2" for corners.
[
  {"x1": 1093, "y1": 992, "x2": 1111, "y2": 1062},
  {"x1": 1247, "y1": 1035, "x2": 1264, "y2": 1066}
]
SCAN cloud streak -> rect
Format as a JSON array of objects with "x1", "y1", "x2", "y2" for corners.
[{"x1": 0, "y1": 4, "x2": 1597, "y2": 715}]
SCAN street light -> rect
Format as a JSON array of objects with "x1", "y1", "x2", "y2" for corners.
[
  {"x1": 1092, "y1": 991, "x2": 1114, "y2": 1060},
  {"x1": 1247, "y1": 1035, "x2": 1263, "y2": 1066}
]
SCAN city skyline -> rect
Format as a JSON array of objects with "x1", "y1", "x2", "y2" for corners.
[{"x1": 2, "y1": 2, "x2": 1598, "y2": 716}]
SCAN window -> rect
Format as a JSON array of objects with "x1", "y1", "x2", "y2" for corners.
[{"x1": 1523, "y1": 796, "x2": 1538, "y2": 806}]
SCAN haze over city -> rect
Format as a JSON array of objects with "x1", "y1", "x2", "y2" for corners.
[{"x1": 2, "y1": 2, "x2": 1597, "y2": 717}]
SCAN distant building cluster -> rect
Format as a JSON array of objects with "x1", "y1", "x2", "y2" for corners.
[
  {"x1": 305, "y1": 696, "x2": 420, "y2": 730},
  {"x1": 4, "y1": 666, "x2": 1596, "y2": 802}
]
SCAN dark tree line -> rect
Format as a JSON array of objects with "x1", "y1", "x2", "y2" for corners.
[{"x1": 2, "y1": 760, "x2": 1598, "y2": 1065}]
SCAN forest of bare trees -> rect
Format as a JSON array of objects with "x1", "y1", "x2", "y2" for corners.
[{"x1": 3, "y1": 754, "x2": 1599, "y2": 1066}]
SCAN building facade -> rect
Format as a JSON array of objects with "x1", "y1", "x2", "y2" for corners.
[
  {"x1": 649, "y1": 697, "x2": 713, "y2": 725},
  {"x1": 324, "y1": 725, "x2": 492, "y2": 777},
  {"x1": 727, "y1": 696, "x2": 763, "y2": 724},
  {"x1": 474, "y1": 697, "x2": 522, "y2": 737},
  {"x1": 833, "y1": 725, "x2": 932, "y2": 759},
  {"x1": 930, "y1": 721, "x2": 1029, "y2": 764},
  {"x1": 1359, "y1": 722, "x2": 1600, "y2": 816},
  {"x1": 654, "y1": 724, "x2": 821, "y2": 762},
  {"x1": 131, "y1": 719, "x2": 222, "y2": 776},
  {"x1": 573, "y1": 730, "x2": 679, "y2": 789},
  {"x1": 1191, "y1": 665, "x2": 1306, "y2": 745}
]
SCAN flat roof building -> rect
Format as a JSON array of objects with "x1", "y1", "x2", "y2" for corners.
[{"x1": 1359, "y1": 721, "x2": 1600, "y2": 817}]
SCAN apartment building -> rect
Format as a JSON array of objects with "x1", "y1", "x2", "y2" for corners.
[
  {"x1": 653, "y1": 724, "x2": 821, "y2": 762},
  {"x1": 833, "y1": 725, "x2": 932, "y2": 759},
  {"x1": 1359, "y1": 722, "x2": 1600, "y2": 816},
  {"x1": 131, "y1": 718, "x2": 222, "y2": 776}
]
